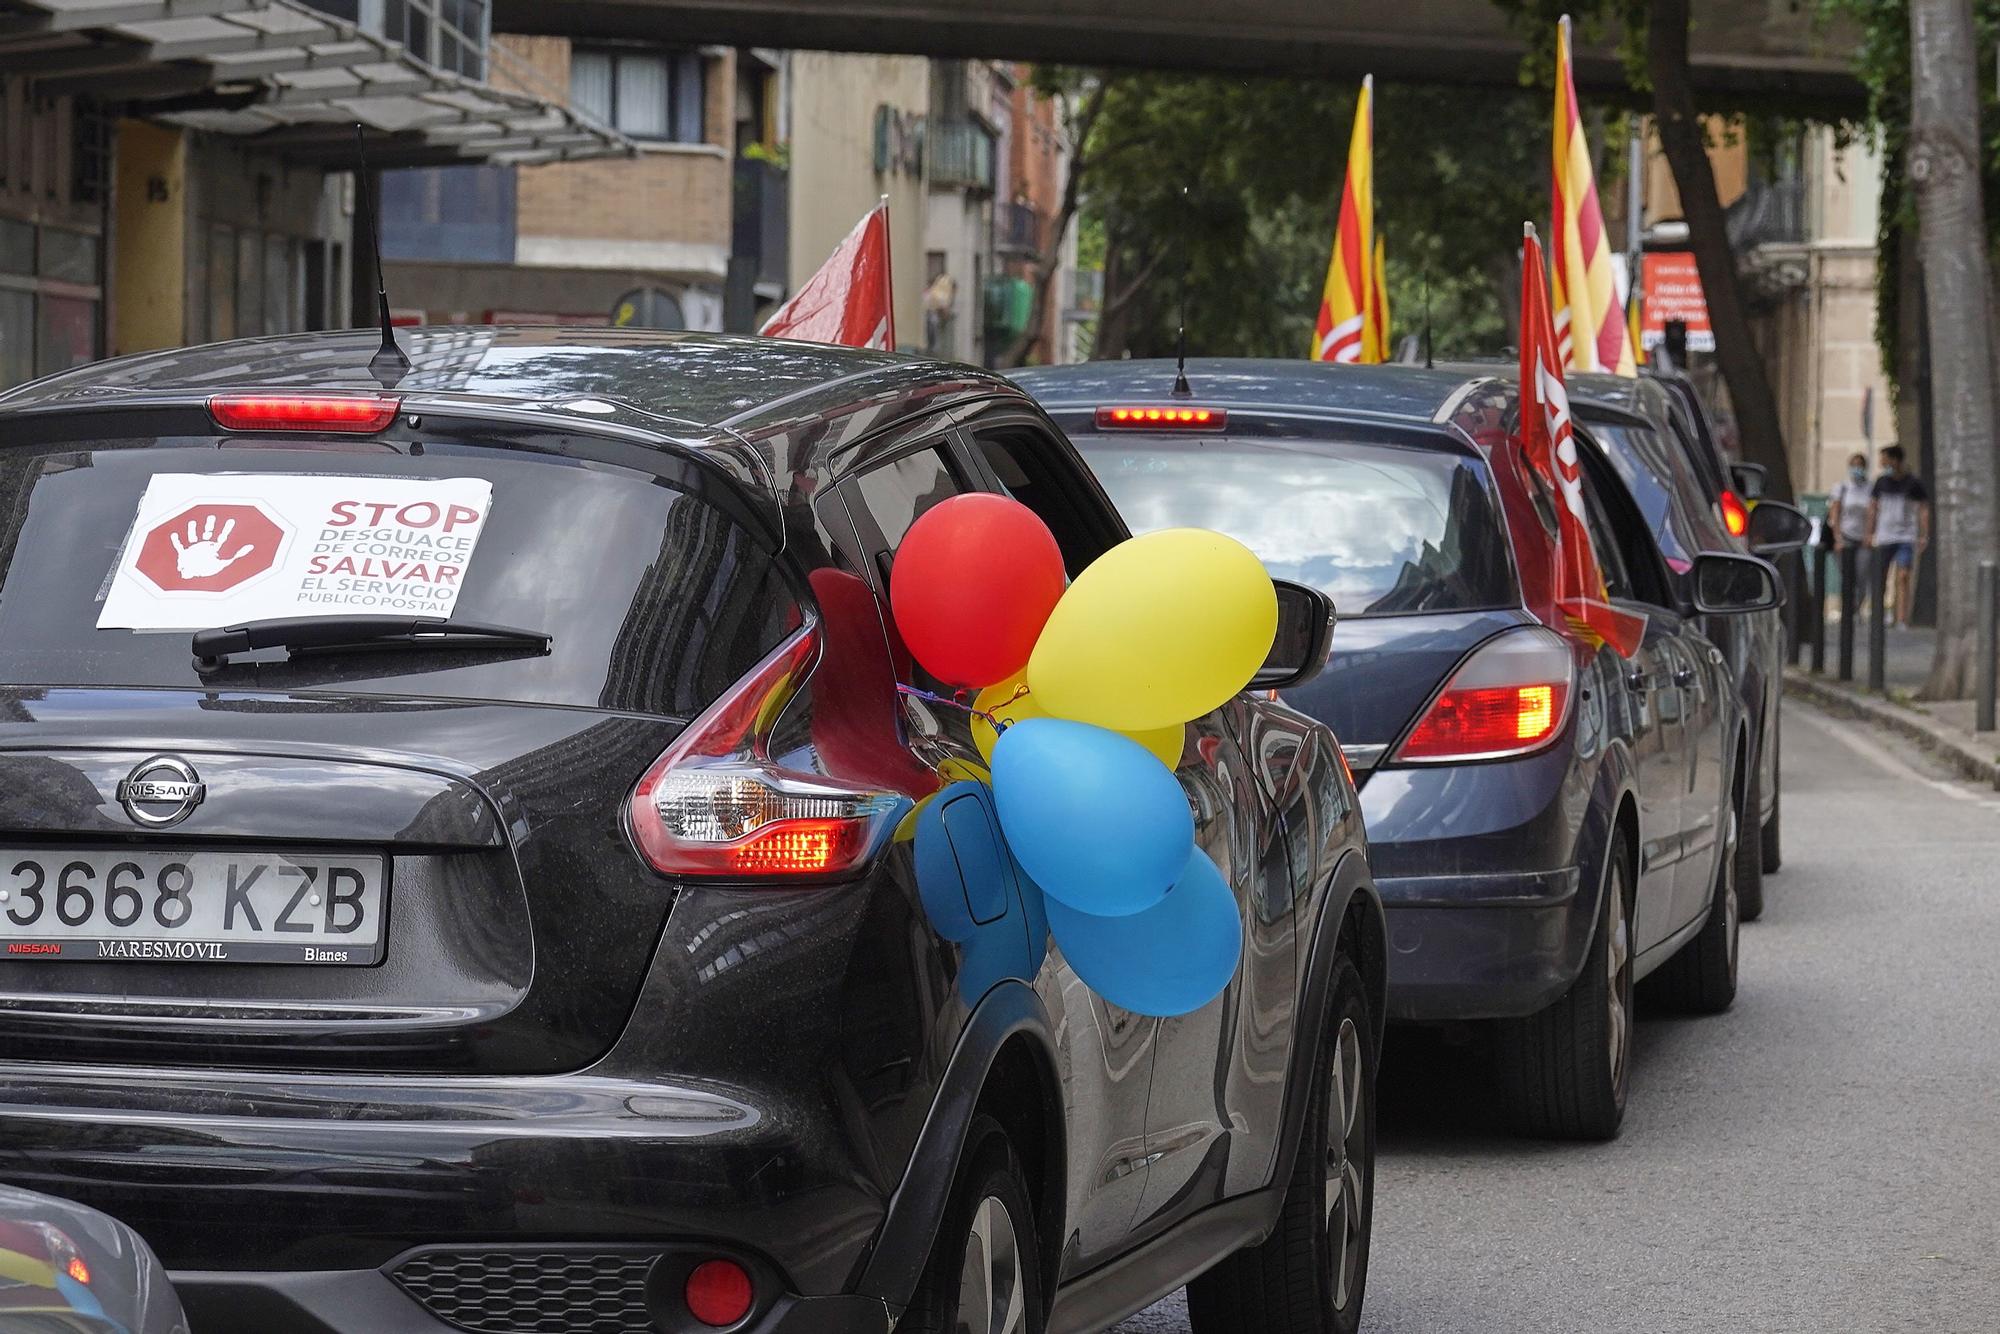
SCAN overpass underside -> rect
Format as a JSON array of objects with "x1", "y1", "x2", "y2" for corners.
[{"x1": 495, "y1": 0, "x2": 1863, "y2": 105}]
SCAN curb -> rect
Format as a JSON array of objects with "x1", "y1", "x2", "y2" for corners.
[{"x1": 1783, "y1": 667, "x2": 2000, "y2": 789}]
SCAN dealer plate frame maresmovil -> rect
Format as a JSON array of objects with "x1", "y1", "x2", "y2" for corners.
[{"x1": 0, "y1": 848, "x2": 388, "y2": 965}]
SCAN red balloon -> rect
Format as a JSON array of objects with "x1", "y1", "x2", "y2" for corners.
[{"x1": 890, "y1": 494, "x2": 1066, "y2": 688}]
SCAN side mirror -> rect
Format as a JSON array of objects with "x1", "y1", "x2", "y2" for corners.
[
  {"x1": 1745, "y1": 498, "x2": 1811, "y2": 556},
  {"x1": 1730, "y1": 462, "x2": 1769, "y2": 501},
  {"x1": 1254, "y1": 580, "x2": 1336, "y2": 690},
  {"x1": 1693, "y1": 552, "x2": 1782, "y2": 615}
]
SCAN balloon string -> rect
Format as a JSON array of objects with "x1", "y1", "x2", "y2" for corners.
[{"x1": 898, "y1": 682, "x2": 1010, "y2": 731}]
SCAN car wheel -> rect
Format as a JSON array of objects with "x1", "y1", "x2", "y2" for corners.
[
  {"x1": 1736, "y1": 758, "x2": 1766, "y2": 922},
  {"x1": 1494, "y1": 831, "x2": 1633, "y2": 1141},
  {"x1": 1186, "y1": 955, "x2": 1375, "y2": 1334},
  {"x1": 899, "y1": 1114, "x2": 1043, "y2": 1334},
  {"x1": 1642, "y1": 797, "x2": 1741, "y2": 1016},
  {"x1": 1760, "y1": 739, "x2": 1782, "y2": 875}
]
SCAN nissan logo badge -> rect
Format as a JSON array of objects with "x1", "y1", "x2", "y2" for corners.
[{"x1": 116, "y1": 756, "x2": 206, "y2": 827}]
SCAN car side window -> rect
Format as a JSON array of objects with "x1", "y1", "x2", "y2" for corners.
[
  {"x1": 1581, "y1": 476, "x2": 1634, "y2": 602},
  {"x1": 969, "y1": 424, "x2": 1122, "y2": 577},
  {"x1": 850, "y1": 444, "x2": 968, "y2": 550}
]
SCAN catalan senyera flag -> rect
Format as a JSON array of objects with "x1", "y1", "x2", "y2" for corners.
[
  {"x1": 1551, "y1": 17, "x2": 1636, "y2": 377},
  {"x1": 1366, "y1": 236, "x2": 1392, "y2": 361},
  {"x1": 761, "y1": 200, "x2": 895, "y2": 349},
  {"x1": 1312, "y1": 76, "x2": 1375, "y2": 364},
  {"x1": 1519, "y1": 222, "x2": 1647, "y2": 659}
]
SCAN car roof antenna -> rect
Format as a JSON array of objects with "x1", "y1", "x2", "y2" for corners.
[
  {"x1": 354, "y1": 124, "x2": 409, "y2": 387},
  {"x1": 1422, "y1": 266, "x2": 1435, "y2": 369},
  {"x1": 1172, "y1": 184, "x2": 1192, "y2": 397}
]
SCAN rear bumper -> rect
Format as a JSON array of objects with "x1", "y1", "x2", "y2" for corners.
[
  {"x1": 0, "y1": 1064, "x2": 885, "y2": 1331},
  {"x1": 176, "y1": 1262, "x2": 892, "y2": 1334},
  {"x1": 1378, "y1": 867, "x2": 1590, "y2": 1021},
  {"x1": 1360, "y1": 744, "x2": 1599, "y2": 1023}
]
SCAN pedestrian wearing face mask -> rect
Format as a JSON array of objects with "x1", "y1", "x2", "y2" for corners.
[{"x1": 1823, "y1": 452, "x2": 1874, "y2": 624}]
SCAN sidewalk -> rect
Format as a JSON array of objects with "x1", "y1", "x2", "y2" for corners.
[{"x1": 1784, "y1": 623, "x2": 2000, "y2": 788}]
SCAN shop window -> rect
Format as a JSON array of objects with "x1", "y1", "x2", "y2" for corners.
[
  {"x1": 71, "y1": 102, "x2": 108, "y2": 205},
  {"x1": 37, "y1": 228, "x2": 95, "y2": 285},
  {"x1": 571, "y1": 47, "x2": 705, "y2": 142},
  {"x1": 0, "y1": 288, "x2": 31, "y2": 387},
  {"x1": 0, "y1": 219, "x2": 32, "y2": 277},
  {"x1": 35, "y1": 294, "x2": 94, "y2": 377}
]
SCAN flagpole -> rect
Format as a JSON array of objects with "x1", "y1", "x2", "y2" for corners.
[
  {"x1": 1627, "y1": 117, "x2": 1644, "y2": 363},
  {"x1": 877, "y1": 194, "x2": 896, "y2": 351}
]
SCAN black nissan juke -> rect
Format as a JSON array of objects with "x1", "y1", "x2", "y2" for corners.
[{"x1": 0, "y1": 327, "x2": 1384, "y2": 1334}]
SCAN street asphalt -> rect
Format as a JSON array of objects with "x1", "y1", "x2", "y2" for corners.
[{"x1": 1115, "y1": 697, "x2": 2000, "y2": 1333}]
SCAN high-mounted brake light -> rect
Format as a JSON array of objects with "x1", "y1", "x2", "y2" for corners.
[
  {"x1": 628, "y1": 625, "x2": 904, "y2": 879},
  {"x1": 1719, "y1": 489, "x2": 1749, "y2": 538},
  {"x1": 1394, "y1": 627, "x2": 1576, "y2": 764},
  {"x1": 1095, "y1": 405, "x2": 1227, "y2": 430},
  {"x1": 209, "y1": 394, "x2": 401, "y2": 433}
]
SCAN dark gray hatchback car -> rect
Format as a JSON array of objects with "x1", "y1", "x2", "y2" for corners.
[{"x1": 0, "y1": 328, "x2": 1383, "y2": 1334}]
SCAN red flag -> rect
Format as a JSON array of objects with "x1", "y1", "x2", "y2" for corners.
[
  {"x1": 761, "y1": 201, "x2": 895, "y2": 349},
  {"x1": 1517, "y1": 223, "x2": 1647, "y2": 660}
]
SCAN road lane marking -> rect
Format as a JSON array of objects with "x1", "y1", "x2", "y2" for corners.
[{"x1": 1790, "y1": 702, "x2": 2000, "y2": 812}]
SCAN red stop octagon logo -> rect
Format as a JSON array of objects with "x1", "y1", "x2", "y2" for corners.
[{"x1": 133, "y1": 502, "x2": 289, "y2": 594}]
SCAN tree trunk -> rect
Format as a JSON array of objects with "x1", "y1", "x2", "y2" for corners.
[
  {"x1": 1645, "y1": 0, "x2": 1794, "y2": 503},
  {"x1": 1907, "y1": 0, "x2": 2000, "y2": 698}
]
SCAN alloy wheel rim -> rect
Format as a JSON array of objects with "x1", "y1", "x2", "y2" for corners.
[
  {"x1": 1605, "y1": 871, "x2": 1631, "y2": 1089},
  {"x1": 955, "y1": 1195, "x2": 1028, "y2": 1334},
  {"x1": 1323, "y1": 1016, "x2": 1367, "y2": 1311}
]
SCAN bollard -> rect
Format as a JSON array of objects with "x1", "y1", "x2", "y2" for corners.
[
  {"x1": 1838, "y1": 544, "x2": 1858, "y2": 682},
  {"x1": 1980, "y1": 560, "x2": 1997, "y2": 733},
  {"x1": 1810, "y1": 543, "x2": 1828, "y2": 674},
  {"x1": 1785, "y1": 553, "x2": 1805, "y2": 665},
  {"x1": 1867, "y1": 548, "x2": 1888, "y2": 693}
]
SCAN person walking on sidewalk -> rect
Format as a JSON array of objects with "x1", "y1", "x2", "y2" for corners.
[
  {"x1": 1867, "y1": 444, "x2": 1931, "y2": 628},
  {"x1": 1827, "y1": 452, "x2": 1874, "y2": 555}
]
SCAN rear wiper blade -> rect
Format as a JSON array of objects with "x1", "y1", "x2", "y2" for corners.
[{"x1": 192, "y1": 615, "x2": 550, "y2": 671}]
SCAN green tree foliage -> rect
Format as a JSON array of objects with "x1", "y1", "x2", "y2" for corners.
[{"x1": 1078, "y1": 74, "x2": 1548, "y2": 360}]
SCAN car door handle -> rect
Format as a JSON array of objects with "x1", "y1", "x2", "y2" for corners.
[
  {"x1": 1626, "y1": 670, "x2": 1648, "y2": 690},
  {"x1": 1673, "y1": 669, "x2": 1696, "y2": 688}
]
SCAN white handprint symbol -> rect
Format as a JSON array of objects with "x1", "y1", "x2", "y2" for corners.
[{"x1": 170, "y1": 513, "x2": 255, "y2": 579}]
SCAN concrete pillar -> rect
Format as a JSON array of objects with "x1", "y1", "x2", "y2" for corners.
[{"x1": 112, "y1": 120, "x2": 186, "y2": 355}]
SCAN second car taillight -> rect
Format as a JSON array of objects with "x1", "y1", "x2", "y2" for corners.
[
  {"x1": 1393, "y1": 627, "x2": 1576, "y2": 763},
  {"x1": 628, "y1": 624, "x2": 903, "y2": 879},
  {"x1": 1720, "y1": 489, "x2": 1750, "y2": 537}
]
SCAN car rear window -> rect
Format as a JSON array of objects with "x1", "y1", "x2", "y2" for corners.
[
  {"x1": 1073, "y1": 433, "x2": 1517, "y2": 616},
  {"x1": 0, "y1": 441, "x2": 799, "y2": 716}
]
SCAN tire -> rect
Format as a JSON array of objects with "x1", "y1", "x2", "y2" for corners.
[
  {"x1": 1760, "y1": 746, "x2": 1783, "y2": 876},
  {"x1": 1736, "y1": 758, "x2": 1766, "y2": 922},
  {"x1": 899, "y1": 1114, "x2": 1044, "y2": 1334},
  {"x1": 1493, "y1": 831, "x2": 1633, "y2": 1141},
  {"x1": 1642, "y1": 799, "x2": 1740, "y2": 1016},
  {"x1": 1186, "y1": 956, "x2": 1375, "y2": 1334}
]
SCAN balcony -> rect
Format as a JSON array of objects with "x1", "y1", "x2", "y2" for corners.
[
  {"x1": 1726, "y1": 178, "x2": 1805, "y2": 252},
  {"x1": 733, "y1": 157, "x2": 790, "y2": 292},
  {"x1": 995, "y1": 201, "x2": 1043, "y2": 255},
  {"x1": 928, "y1": 119, "x2": 996, "y2": 195}
]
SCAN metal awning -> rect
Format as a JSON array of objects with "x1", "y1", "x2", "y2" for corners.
[{"x1": 0, "y1": 0, "x2": 634, "y2": 165}]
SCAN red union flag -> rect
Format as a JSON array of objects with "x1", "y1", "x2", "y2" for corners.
[
  {"x1": 1518, "y1": 223, "x2": 1646, "y2": 660},
  {"x1": 761, "y1": 201, "x2": 895, "y2": 350}
]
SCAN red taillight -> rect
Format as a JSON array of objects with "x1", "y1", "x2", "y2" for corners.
[
  {"x1": 1393, "y1": 627, "x2": 1576, "y2": 763},
  {"x1": 1095, "y1": 405, "x2": 1226, "y2": 430},
  {"x1": 684, "y1": 1258, "x2": 754, "y2": 1326},
  {"x1": 209, "y1": 394, "x2": 401, "y2": 433},
  {"x1": 1720, "y1": 490, "x2": 1749, "y2": 537},
  {"x1": 628, "y1": 625, "x2": 903, "y2": 879}
]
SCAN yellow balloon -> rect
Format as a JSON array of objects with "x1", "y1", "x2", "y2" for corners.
[
  {"x1": 974, "y1": 671, "x2": 1186, "y2": 769},
  {"x1": 1028, "y1": 529, "x2": 1276, "y2": 732}
]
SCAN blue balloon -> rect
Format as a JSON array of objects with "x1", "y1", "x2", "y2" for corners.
[
  {"x1": 990, "y1": 717, "x2": 1192, "y2": 917},
  {"x1": 1044, "y1": 847, "x2": 1242, "y2": 1017}
]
